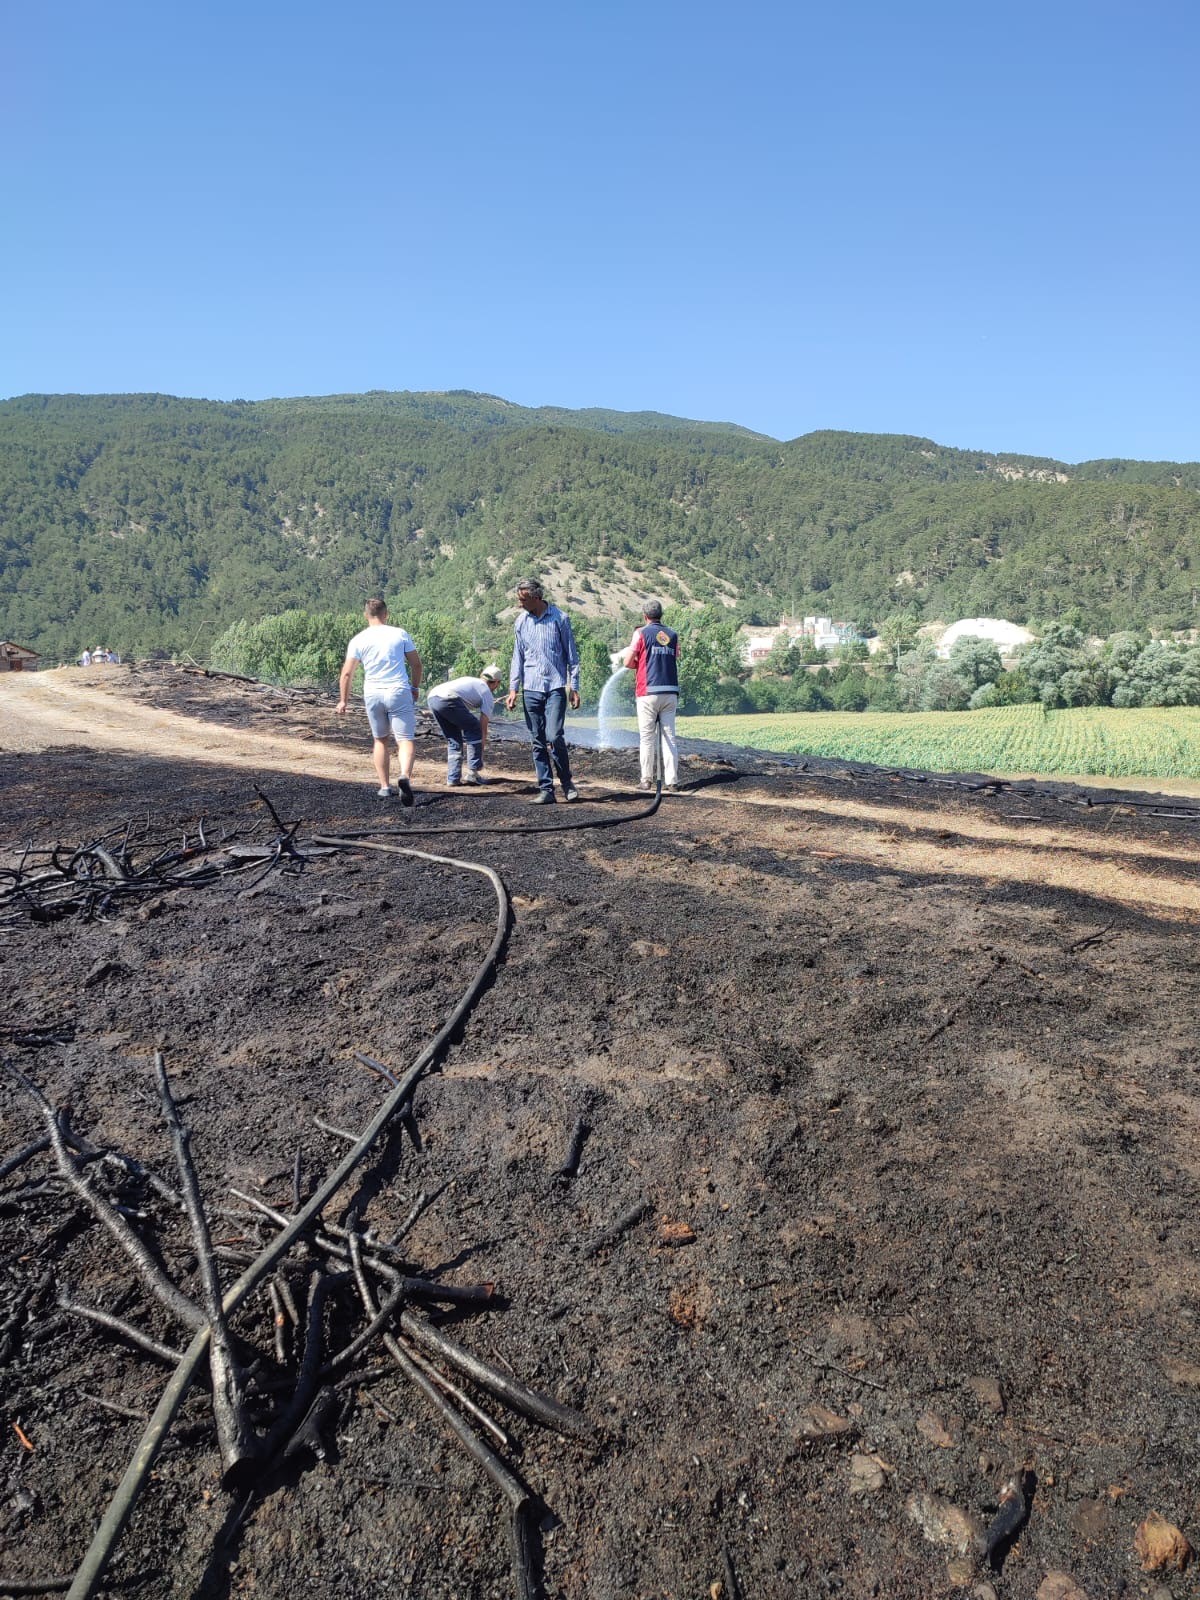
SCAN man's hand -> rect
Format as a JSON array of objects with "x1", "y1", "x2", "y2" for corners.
[
  {"x1": 335, "y1": 700, "x2": 348, "y2": 716},
  {"x1": 505, "y1": 690, "x2": 518, "y2": 711},
  {"x1": 568, "y1": 689, "x2": 581, "y2": 711}
]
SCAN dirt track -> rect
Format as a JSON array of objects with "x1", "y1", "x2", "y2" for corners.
[{"x1": 1, "y1": 666, "x2": 1198, "y2": 1600}]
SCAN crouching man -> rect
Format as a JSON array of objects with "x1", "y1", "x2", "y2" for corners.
[
  {"x1": 426, "y1": 666, "x2": 502, "y2": 787},
  {"x1": 336, "y1": 597, "x2": 423, "y2": 805}
]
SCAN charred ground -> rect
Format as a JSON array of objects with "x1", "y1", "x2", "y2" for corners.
[{"x1": 1, "y1": 668, "x2": 1198, "y2": 1600}]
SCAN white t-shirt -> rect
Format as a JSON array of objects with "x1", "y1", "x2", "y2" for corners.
[
  {"x1": 346, "y1": 624, "x2": 417, "y2": 695},
  {"x1": 430, "y1": 677, "x2": 495, "y2": 717}
]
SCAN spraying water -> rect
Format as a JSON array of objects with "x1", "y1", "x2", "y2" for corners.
[{"x1": 597, "y1": 664, "x2": 631, "y2": 749}]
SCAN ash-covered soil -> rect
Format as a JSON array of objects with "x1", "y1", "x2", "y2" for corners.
[{"x1": 1, "y1": 668, "x2": 1199, "y2": 1600}]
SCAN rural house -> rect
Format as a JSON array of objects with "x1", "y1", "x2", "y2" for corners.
[{"x1": 0, "y1": 642, "x2": 39, "y2": 673}]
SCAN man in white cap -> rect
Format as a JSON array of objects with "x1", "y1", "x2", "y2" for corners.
[{"x1": 425, "y1": 665, "x2": 503, "y2": 786}]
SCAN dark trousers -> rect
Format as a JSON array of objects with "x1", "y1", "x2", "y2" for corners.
[
  {"x1": 427, "y1": 694, "x2": 484, "y2": 782},
  {"x1": 522, "y1": 687, "x2": 573, "y2": 794}
]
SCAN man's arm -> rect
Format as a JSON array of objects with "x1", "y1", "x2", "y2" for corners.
[
  {"x1": 406, "y1": 648, "x2": 422, "y2": 696},
  {"x1": 336, "y1": 656, "x2": 357, "y2": 713},
  {"x1": 479, "y1": 712, "x2": 489, "y2": 743},
  {"x1": 622, "y1": 630, "x2": 643, "y2": 670}
]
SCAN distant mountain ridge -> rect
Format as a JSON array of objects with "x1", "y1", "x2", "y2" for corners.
[{"x1": 2, "y1": 389, "x2": 1199, "y2": 658}]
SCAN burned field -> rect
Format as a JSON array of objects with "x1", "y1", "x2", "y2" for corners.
[{"x1": 1, "y1": 671, "x2": 1199, "y2": 1599}]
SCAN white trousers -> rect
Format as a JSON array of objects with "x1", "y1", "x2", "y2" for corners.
[{"x1": 637, "y1": 693, "x2": 679, "y2": 785}]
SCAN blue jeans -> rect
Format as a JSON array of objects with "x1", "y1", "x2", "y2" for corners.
[
  {"x1": 427, "y1": 694, "x2": 484, "y2": 783},
  {"x1": 522, "y1": 687, "x2": 573, "y2": 795}
]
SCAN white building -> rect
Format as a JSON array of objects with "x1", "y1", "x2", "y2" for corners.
[
  {"x1": 742, "y1": 626, "x2": 789, "y2": 664},
  {"x1": 741, "y1": 615, "x2": 863, "y2": 665},
  {"x1": 742, "y1": 611, "x2": 864, "y2": 662},
  {"x1": 801, "y1": 616, "x2": 858, "y2": 651}
]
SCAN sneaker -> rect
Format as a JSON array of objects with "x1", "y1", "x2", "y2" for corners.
[
  {"x1": 637, "y1": 780, "x2": 653, "y2": 792},
  {"x1": 530, "y1": 790, "x2": 556, "y2": 805},
  {"x1": 446, "y1": 780, "x2": 461, "y2": 788},
  {"x1": 463, "y1": 771, "x2": 486, "y2": 785},
  {"x1": 563, "y1": 786, "x2": 580, "y2": 803},
  {"x1": 398, "y1": 777, "x2": 414, "y2": 808},
  {"x1": 376, "y1": 786, "x2": 393, "y2": 798},
  {"x1": 665, "y1": 784, "x2": 680, "y2": 793}
]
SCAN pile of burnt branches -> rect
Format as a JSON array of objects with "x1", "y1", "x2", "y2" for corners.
[
  {"x1": 0, "y1": 833, "x2": 587, "y2": 1599},
  {"x1": 0, "y1": 1050, "x2": 591, "y2": 1599},
  {"x1": 0, "y1": 793, "x2": 328, "y2": 930}
]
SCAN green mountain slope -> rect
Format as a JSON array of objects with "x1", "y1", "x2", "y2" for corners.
[{"x1": 2, "y1": 391, "x2": 1199, "y2": 659}]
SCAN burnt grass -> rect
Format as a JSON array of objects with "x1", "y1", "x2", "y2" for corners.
[{"x1": 2, "y1": 677, "x2": 1199, "y2": 1599}]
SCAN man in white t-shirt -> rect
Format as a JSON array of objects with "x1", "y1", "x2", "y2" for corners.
[
  {"x1": 336, "y1": 597, "x2": 424, "y2": 804},
  {"x1": 426, "y1": 667, "x2": 502, "y2": 786}
]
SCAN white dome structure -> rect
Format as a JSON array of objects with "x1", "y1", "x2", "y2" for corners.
[{"x1": 936, "y1": 617, "x2": 1035, "y2": 659}]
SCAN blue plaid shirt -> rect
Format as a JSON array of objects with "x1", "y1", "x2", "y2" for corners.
[{"x1": 509, "y1": 604, "x2": 581, "y2": 694}]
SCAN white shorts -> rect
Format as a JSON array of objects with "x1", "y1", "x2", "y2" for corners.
[{"x1": 365, "y1": 690, "x2": 415, "y2": 742}]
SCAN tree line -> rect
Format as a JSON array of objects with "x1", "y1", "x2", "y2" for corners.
[{"x1": 738, "y1": 620, "x2": 1200, "y2": 714}]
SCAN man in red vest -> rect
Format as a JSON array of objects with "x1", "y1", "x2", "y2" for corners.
[{"x1": 622, "y1": 601, "x2": 680, "y2": 791}]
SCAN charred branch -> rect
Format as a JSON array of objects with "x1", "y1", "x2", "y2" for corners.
[
  {"x1": 154, "y1": 1052, "x2": 257, "y2": 1489},
  {"x1": 5, "y1": 1063, "x2": 203, "y2": 1333},
  {"x1": 398, "y1": 1311, "x2": 596, "y2": 1447},
  {"x1": 583, "y1": 1198, "x2": 651, "y2": 1259}
]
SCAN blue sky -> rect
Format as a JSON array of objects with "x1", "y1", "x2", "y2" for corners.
[{"x1": 4, "y1": 0, "x2": 1198, "y2": 461}]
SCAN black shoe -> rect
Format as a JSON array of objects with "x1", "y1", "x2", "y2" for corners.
[
  {"x1": 530, "y1": 790, "x2": 556, "y2": 805},
  {"x1": 563, "y1": 786, "x2": 580, "y2": 802},
  {"x1": 398, "y1": 778, "x2": 414, "y2": 808}
]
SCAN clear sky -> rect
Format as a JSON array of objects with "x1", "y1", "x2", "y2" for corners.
[{"x1": 4, "y1": 0, "x2": 1197, "y2": 461}]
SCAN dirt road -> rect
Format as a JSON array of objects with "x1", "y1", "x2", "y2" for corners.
[{"x1": 1, "y1": 667, "x2": 369, "y2": 780}]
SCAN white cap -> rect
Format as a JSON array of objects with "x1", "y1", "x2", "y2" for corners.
[{"x1": 482, "y1": 664, "x2": 501, "y2": 682}]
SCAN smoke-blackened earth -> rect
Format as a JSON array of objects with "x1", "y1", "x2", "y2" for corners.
[{"x1": 1, "y1": 666, "x2": 1198, "y2": 1600}]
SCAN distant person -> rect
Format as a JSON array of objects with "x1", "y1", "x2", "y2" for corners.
[
  {"x1": 336, "y1": 598, "x2": 423, "y2": 804},
  {"x1": 426, "y1": 666, "x2": 502, "y2": 786},
  {"x1": 622, "y1": 601, "x2": 681, "y2": 791},
  {"x1": 79, "y1": 649, "x2": 92, "y2": 667},
  {"x1": 505, "y1": 578, "x2": 580, "y2": 804}
]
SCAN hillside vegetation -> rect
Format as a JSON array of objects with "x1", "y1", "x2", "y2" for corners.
[{"x1": 2, "y1": 389, "x2": 1200, "y2": 659}]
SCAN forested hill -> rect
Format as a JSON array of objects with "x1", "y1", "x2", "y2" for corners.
[{"x1": 3, "y1": 389, "x2": 1200, "y2": 660}]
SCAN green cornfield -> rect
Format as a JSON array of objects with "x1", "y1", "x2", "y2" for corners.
[{"x1": 674, "y1": 704, "x2": 1200, "y2": 779}]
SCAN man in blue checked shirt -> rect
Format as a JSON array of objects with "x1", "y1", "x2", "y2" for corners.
[{"x1": 505, "y1": 578, "x2": 581, "y2": 804}]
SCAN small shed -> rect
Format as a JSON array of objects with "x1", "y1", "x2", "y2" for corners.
[{"x1": 0, "y1": 642, "x2": 39, "y2": 673}]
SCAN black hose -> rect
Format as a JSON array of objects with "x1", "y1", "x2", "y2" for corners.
[
  {"x1": 342, "y1": 722, "x2": 667, "y2": 837},
  {"x1": 334, "y1": 778, "x2": 662, "y2": 838}
]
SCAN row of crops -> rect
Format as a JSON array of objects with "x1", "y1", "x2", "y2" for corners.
[{"x1": 674, "y1": 704, "x2": 1200, "y2": 779}]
